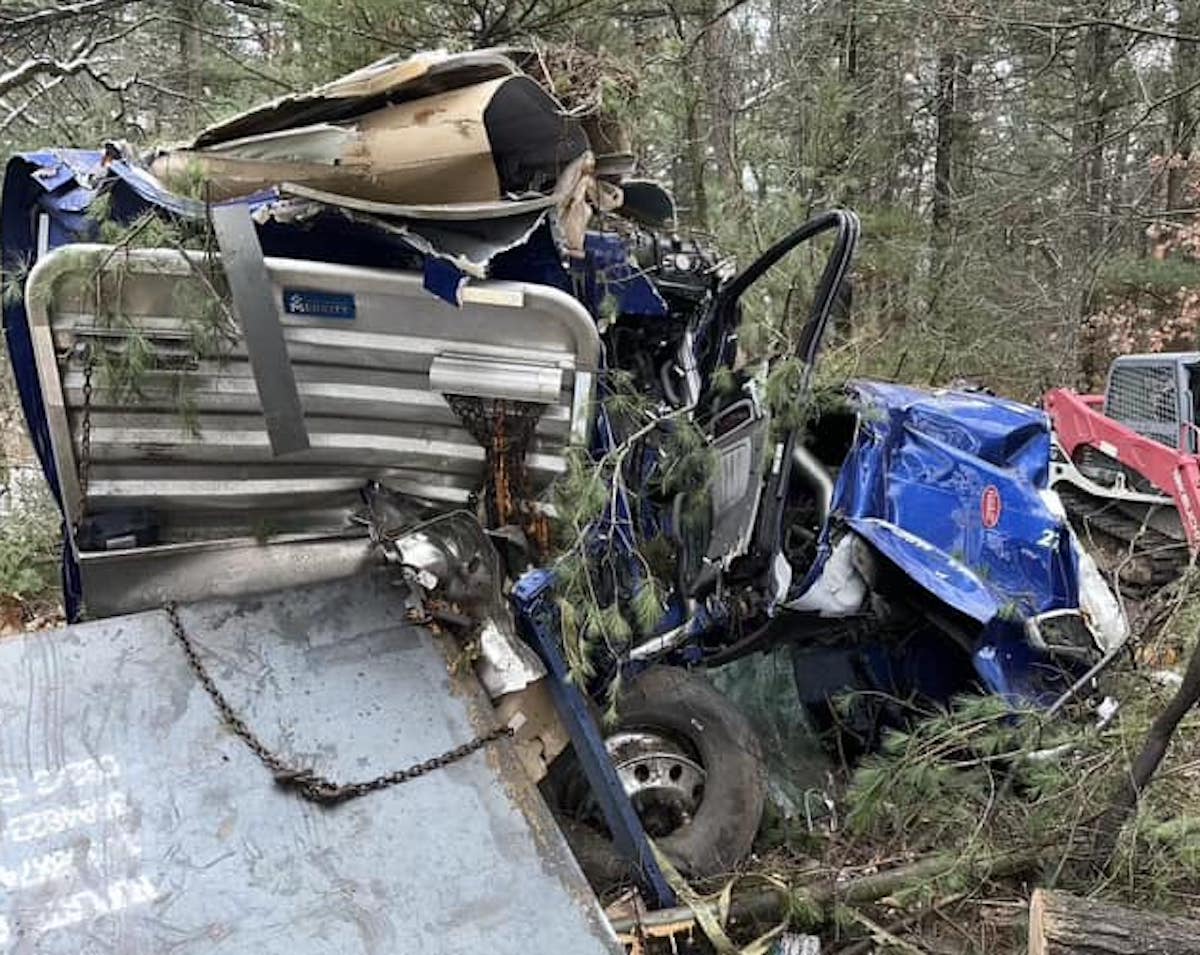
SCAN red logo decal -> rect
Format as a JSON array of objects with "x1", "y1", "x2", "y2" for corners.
[{"x1": 981, "y1": 485, "x2": 1002, "y2": 528}]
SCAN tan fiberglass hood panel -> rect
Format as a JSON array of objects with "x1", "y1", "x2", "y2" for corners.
[{"x1": 151, "y1": 49, "x2": 589, "y2": 205}]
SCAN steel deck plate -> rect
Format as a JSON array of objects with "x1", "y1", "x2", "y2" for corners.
[{"x1": 0, "y1": 570, "x2": 618, "y2": 954}]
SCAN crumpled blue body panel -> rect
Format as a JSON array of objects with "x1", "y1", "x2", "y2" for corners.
[
  {"x1": 799, "y1": 382, "x2": 1082, "y2": 701},
  {"x1": 843, "y1": 517, "x2": 1001, "y2": 624}
]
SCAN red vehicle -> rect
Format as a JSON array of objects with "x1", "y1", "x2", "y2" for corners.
[{"x1": 1046, "y1": 353, "x2": 1200, "y2": 589}]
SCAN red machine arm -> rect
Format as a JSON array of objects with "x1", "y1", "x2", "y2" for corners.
[{"x1": 1045, "y1": 387, "x2": 1200, "y2": 554}]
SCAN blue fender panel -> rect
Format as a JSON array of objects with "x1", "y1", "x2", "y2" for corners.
[{"x1": 846, "y1": 516, "x2": 999, "y2": 624}]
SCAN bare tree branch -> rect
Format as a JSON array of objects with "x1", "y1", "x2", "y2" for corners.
[
  {"x1": 0, "y1": 13, "x2": 158, "y2": 98},
  {"x1": 0, "y1": 75, "x2": 65, "y2": 136},
  {"x1": 0, "y1": 0, "x2": 146, "y2": 30},
  {"x1": 200, "y1": 35, "x2": 297, "y2": 92},
  {"x1": 0, "y1": 48, "x2": 96, "y2": 98},
  {"x1": 944, "y1": 12, "x2": 1200, "y2": 46}
]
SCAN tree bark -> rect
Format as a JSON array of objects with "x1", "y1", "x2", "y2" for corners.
[
  {"x1": 176, "y1": 0, "x2": 204, "y2": 130},
  {"x1": 702, "y1": 0, "x2": 739, "y2": 188},
  {"x1": 683, "y1": 93, "x2": 708, "y2": 228},
  {"x1": 1028, "y1": 889, "x2": 1200, "y2": 954},
  {"x1": 842, "y1": 0, "x2": 859, "y2": 147},
  {"x1": 931, "y1": 49, "x2": 957, "y2": 247},
  {"x1": 1168, "y1": 0, "x2": 1200, "y2": 214},
  {"x1": 1072, "y1": 12, "x2": 1111, "y2": 266}
]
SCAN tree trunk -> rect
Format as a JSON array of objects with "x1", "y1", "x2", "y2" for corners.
[
  {"x1": 1168, "y1": 0, "x2": 1200, "y2": 214},
  {"x1": 1028, "y1": 889, "x2": 1200, "y2": 954},
  {"x1": 702, "y1": 1, "x2": 739, "y2": 188},
  {"x1": 672, "y1": 26, "x2": 709, "y2": 231},
  {"x1": 1107, "y1": 125, "x2": 1131, "y2": 250},
  {"x1": 176, "y1": 0, "x2": 204, "y2": 131},
  {"x1": 880, "y1": 50, "x2": 905, "y2": 205},
  {"x1": 683, "y1": 94, "x2": 708, "y2": 228},
  {"x1": 930, "y1": 47, "x2": 972, "y2": 269},
  {"x1": 1072, "y1": 13, "x2": 1111, "y2": 266},
  {"x1": 842, "y1": 0, "x2": 859, "y2": 146},
  {"x1": 952, "y1": 54, "x2": 975, "y2": 200},
  {"x1": 931, "y1": 49, "x2": 957, "y2": 247},
  {"x1": 930, "y1": 46, "x2": 970, "y2": 322},
  {"x1": 1067, "y1": 9, "x2": 1112, "y2": 373}
]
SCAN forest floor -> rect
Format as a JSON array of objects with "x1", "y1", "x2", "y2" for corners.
[
  {"x1": 672, "y1": 576, "x2": 1200, "y2": 954},
  {"x1": 0, "y1": 464, "x2": 63, "y2": 637}
]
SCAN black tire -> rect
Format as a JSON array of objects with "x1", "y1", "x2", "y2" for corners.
[{"x1": 549, "y1": 666, "x2": 766, "y2": 890}]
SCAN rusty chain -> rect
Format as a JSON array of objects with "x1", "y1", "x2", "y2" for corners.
[
  {"x1": 445, "y1": 394, "x2": 549, "y2": 556},
  {"x1": 164, "y1": 602, "x2": 513, "y2": 805}
]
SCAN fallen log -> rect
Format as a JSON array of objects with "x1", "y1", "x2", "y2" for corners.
[
  {"x1": 608, "y1": 849, "x2": 1038, "y2": 937},
  {"x1": 1028, "y1": 889, "x2": 1200, "y2": 955}
]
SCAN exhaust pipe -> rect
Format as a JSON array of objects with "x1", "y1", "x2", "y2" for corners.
[{"x1": 792, "y1": 444, "x2": 833, "y2": 523}]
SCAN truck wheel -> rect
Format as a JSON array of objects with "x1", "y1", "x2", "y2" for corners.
[{"x1": 548, "y1": 666, "x2": 766, "y2": 890}]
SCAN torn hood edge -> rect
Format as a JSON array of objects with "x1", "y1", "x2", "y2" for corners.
[
  {"x1": 191, "y1": 49, "x2": 520, "y2": 150},
  {"x1": 275, "y1": 151, "x2": 596, "y2": 279}
]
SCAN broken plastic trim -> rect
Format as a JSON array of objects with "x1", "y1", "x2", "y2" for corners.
[{"x1": 1025, "y1": 608, "x2": 1109, "y2": 662}]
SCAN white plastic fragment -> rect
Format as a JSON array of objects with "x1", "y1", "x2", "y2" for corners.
[
  {"x1": 772, "y1": 934, "x2": 821, "y2": 954},
  {"x1": 1095, "y1": 695, "x2": 1120, "y2": 729},
  {"x1": 769, "y1": 550, "x2": 794, "y2": 607},
  {"x1": 786, "y1": 535, "x2": 868, "y2": 616},
  {"x1": 1070, "y1": 536, "x2": 1130, "y2": 652}
]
